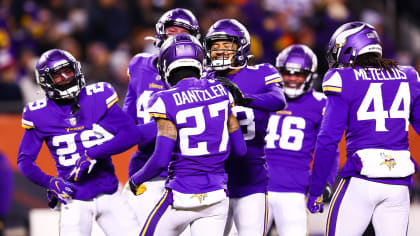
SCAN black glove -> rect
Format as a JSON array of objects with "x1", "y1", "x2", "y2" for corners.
[
  {"x1": 322, "y1": 183, "x2": 333, "y2": 203},
  {"x1": 216, "y1": 77, "x2": 253, "y2": 106},
  {"x1": 46, "y1": 190, "x2": 59, "y2": 209}
]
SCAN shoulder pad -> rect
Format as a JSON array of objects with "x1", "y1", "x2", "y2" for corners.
[
  {"x1": 148, "y1": 95, "x2": 167, "y2": 119},
  {"x1": 81, "y1": 82, "x2": 119, "y2": 109},
  {"x1": 248, "y1": 63, "x2": 282, "y2": 85},
  {"x1": 21, "y1": 98, "x2": 49, "y2": 129},
  {"x1": 322, "y1": 69, "x2": 343, "y2": 95},
  {"x1": 399, "y1": 65, "x2": 420, "y2": 82},
  {"x1": 128, "y1": 53, "x2": 156, "y2": 66},
  {"x1": 128, "y1": 53, "x2": 157, "y2": 77}
]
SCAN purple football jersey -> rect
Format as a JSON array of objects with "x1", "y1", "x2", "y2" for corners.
[
  {"x1": 310, "y1": 65, "x2": 420, "y2": 195},
  {"x1": 213, "y1": 63, "x2": 284, "y2": 197},
  {"x1": 123, "y1": 53, "x2": 165, "y2": 177},
  {"x1": 20, "y1": 82, "x2": 135, "y2": 200},
  {"x1": 148, "y1": 77, "x2": 233, "y2": 193},
  {"x1": 265, "y1": 89, "x2": 326, "y2": 193}
]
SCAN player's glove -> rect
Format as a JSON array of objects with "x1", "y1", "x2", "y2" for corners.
[
  {"x1": 67, "y1": 151, "x2": 97, "y2": 182},
  {"x1": 323, "y1": 183, "x2": 333, "y2": 203},
  {"x1": 129, "y1": 178, "x2": 147, "y2": 196},
  {"x1": 216, "y1": 77, "x2": 253, "y2": 106},
  {"x1": 307, "y1": 194, "x2": 324, "y2": 213},
  {"x1": 48, "y1": 177, "x2": 75, "y2": 205}
]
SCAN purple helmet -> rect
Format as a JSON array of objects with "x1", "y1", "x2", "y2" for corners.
[
  {"x1": 35, "y1": 49, "x2": 85, "y2": 100},
  {"x1": 155, "y1": 8, "x2": 200, "y2": 48},
  {"x1": 276, "y1": 44, "x2": 317, "y2": 98},
  {"x1": 204, "y1": 19, "x2": 251, "y2": 70},
  {"x1": 158, "y1": 33, "x2": 204, "y2": 87},
  {"x1": 327, "y1": 21, "x2": 382, "y2": 68}
]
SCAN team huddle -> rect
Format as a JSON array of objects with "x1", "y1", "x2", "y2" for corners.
[{"x1": 17, "y1": 7, "x2": 420, "y2": 236}]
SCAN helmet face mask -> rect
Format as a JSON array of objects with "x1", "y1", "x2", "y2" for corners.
[
  {"x1": 157, "y1": 33, "x2": 204, "y2": 87},
  {"x1": 204, "y1": 19, "x2": 251, "y2": 71},
  {"x1": 36, "y1": 49, "x2": 85, "y2": 100},
  {"x1": 276, "y1": 44, "x2": 317, "y2": 99},
  {"x1": 155, "y1": 8, "x2": 200, "y2": 48},
  {"x1": 327, "y1": 21, "x2": 382, "y2": 68},
  {"x1": 207, "y1": 36, "x2": 238, "y2": 70}
]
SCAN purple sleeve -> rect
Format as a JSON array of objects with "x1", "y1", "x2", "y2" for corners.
[
  {"x1": 128, "y1": 151, "x2": 146, "y2": 177},
  {"x1": 17, "y1": 130, "x2": 53, "y2": 188},
  {"x1": 230, "y1": 128, "x2": 247, "y2": 157},
  {"x1": 247, "y1": 83, "x2": 287, "y2": 111},
  {"x1": 0, "y1": 154, "x2": 13, "y2": 216},
  {"x1": 87, "y1": 104, "x2": 141, "y2": 159},
  {"x1": 137, "y1": 121, "x2": 157, "y2": 148},
  {"x1": 131, "y1": 135, "x2": 174, "y2": 185},
  {"x1": 327, "y1": 148, "x2": 340, "y2": 186},
  {"x1": 309, "y1": 95, "x2": 347, "y2": 196},
  {"x1": 410, "y1": 85, "x2": 420, "y2": 134},
  {"x1": 122, "y1": 80, "x2": 137, "y2": 122}
]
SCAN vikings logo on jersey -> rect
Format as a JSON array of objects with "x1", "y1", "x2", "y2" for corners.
[
  {"x1": 191, "y1": 193, "x2": 208, "y2": 203},
  {"x1": 380, "y1": 153, "x2": 396, "y2": 171}
]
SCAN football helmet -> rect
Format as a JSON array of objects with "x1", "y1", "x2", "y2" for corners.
[
  {"x1": 327, "y1": 21, "x2": 382, "y2": 68},
  {"x1": 158, "y1": 33, "x2": 204, "y2": 87},
  {"x1": 276, "y1": 44, "x2": 317, "y2": 98},
  {"x1": 35, "y1": 49, "x2": 85, "y2": 100},
  {"x1": 155, "y1": 8, "x2": 200, "y2": 48},
  {"x1": 204, "y1": 19, "x2": 251, "y2": 70}
]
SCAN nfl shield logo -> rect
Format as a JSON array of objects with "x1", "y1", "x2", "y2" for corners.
[{"x1": 69, "y1": 117, "x2": 77, "y2": 126}]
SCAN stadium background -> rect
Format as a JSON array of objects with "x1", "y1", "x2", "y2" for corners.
[{"x1": 1, "y1": 0, "x2": 420, "y2": 235}]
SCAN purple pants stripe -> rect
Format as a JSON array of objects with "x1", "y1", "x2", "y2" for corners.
[
  {"x1": 263, "y1": 194, "x2": 268, "y2": 235},
  {"x1": 326, "y1": 178, "x2": 350, "y2": 236},
  {"x1": 139, "y1": 189, "x2": 172, "y2": 236}
]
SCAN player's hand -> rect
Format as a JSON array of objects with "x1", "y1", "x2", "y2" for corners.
[
  {"x1": 307, "y1": 194, "x2": 324, "y2": 213},
  {"x1": 67, "y1": 151, "x2": 97, "y2": 182},
  {"x1": 48, "y1": 177, "x2": 75, "y2": 205},
  {"x1": 323, "y1": 183, "x2": 333, "y2": 203},
  {"x1": 216, "y1": 77, "x2": 253, "y2": 106},
  {"x1": 129, "y1": 178, "x2": 147, "y2": 196},
  {"x1": 46, "y1": 190, "x2": 59, "y2": 209}
]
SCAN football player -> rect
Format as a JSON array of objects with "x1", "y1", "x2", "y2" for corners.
[
  {"x1": 121, "y1": 8, "x2": 200, "y2": 228},
  {"x1": 129, "y1": 33, "x2": 246, "y2": 236},
  {"x1": 264, "y1": 44, "x2": 338, "y2": 235},
  {"x1": 307, "y1": 22, "x2": 420, "y2": 236},
  {"x1": 204, "y1": 19, "x2": 287, "y2": 236},
  {"x1": 17, "y1": 49, "x2": 139, "y2": 236}
]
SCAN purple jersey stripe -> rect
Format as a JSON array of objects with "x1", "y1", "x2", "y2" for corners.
[
  {"x1": 140, "y1": 189, "x2": 173, "y2": 236},
  {"x1": 326, "y1": 178, "x2": 350, "y2": 236}
]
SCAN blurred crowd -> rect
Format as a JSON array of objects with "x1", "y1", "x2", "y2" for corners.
[{"x1": 0, "y1": 0, "x2": 419, "y2": 110}]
